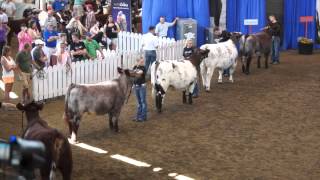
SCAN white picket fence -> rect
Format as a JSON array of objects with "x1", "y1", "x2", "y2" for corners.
[
  {"x1": 32, "y1": 33, "x2": 186, "y2": 101},
  {"x1": 32, "y1": 50, "x2": 141, "y2": 101}
]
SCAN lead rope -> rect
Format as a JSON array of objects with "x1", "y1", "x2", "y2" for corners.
[
  {"x1": 21, "y1": 111, "x2": 24, "y2": 136},
  {"x1": 126, "y1": 84, "x2": 133, "y2": 104}
]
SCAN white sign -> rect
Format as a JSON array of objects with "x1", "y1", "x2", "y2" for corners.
[{"x1": 244, "y1": 19, "x2": 259, "y2": 26}]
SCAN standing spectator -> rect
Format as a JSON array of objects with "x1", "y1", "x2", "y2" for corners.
[
  {"x1": 33, "y1": 39, "x2": 48, "y2": 69},
  {"x1": 268, "y1": 15, "x2": 281, "y2": 65},
  {"x1": 132, "y1": 57, "x2": 147, "y2": 122},
  {"x1": 70, "y1": 32, "x2": 87, "y2": 62},
  {"x1": 66, "y1": 15, "x2": 87, "y2": 37},
  {"x1": 1, "y1": 0, "x2": 15, "y2": 45},
  {"x1": 83, "y1": 32, "x2": 104, "y2": 60},
  {"x1": 44, "y1": 10, "x2": 57, "y2": 30},
  {"x1": 0, "y1": 8, "x2": 8, "y2": 25},
  {"x1": 1, "y1": 46, "x2": 16, "y2": 102},
  {"x1": 155, "y1": 16, "x2": 178, "y2": 38},
  {"x1": 43, "y1": 24, "x2": 59, "y2": 64},
  {"x1": 16, "y1": 43, "x2": 38, "y2": 101},
  {"x1": 52, "y1": 0, "x2": 67, "y2": 12},
  {"x1": 0, "y1": 19, "x2": 9, "y2": 55},
  {"x1": 31, "y1": 9, "x2": 42, "y2": 33},
  {"x1": 182, "y1": 39, "x2": 199, "y2": 98},
  {"x1": 56, "y1": 33, "x2": 68, "y2": 51},
  {"x1": 73, "y1": 0, "x2": 84, "y2": 17},
  {"x1": 141, "y1": 26, "x2": 158, "y2": 73},
  {"x1": 28, "y1": 21, "x2": 41, "y2": 47},
  {"x1": 17, "y1": 24, "x2": 33, "y2": 51},
  {"x1": 85, "y1": 4, "x2": 96, "y2": 31},
  {"x1": 56, "y1": 42, "x2": 71, "y2": 67},
  {"x1": 104, "y1": 15, "x2": 120, "y2": 50}
]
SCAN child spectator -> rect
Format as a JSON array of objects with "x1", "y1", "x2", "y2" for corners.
[
  {"x1": 1, "y1": 46, "x2": 16, "y2": 102},
  {"x1": 83, "y1": 32, "x2": 104, "y2": 60}
]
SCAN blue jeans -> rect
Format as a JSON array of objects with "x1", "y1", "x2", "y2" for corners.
[
  {"x1": 193, "y1": 83, "x2": 199, "y2": 97},
  {"x1": 271, "y1": 36, "x2": 281, "y2": 63},
  {"x1": 144, "y1": 50, "x2": 157, "y2": 73},
  {"x1": 134, "y1": 85, "x2": 147, "y2": 121}
]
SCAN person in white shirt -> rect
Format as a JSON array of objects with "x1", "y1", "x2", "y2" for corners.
[
  {"x1": 141, "y1": 26, "x2": 158, "y2": 73},
  {"x1": 0, "y1": 8, "x2": 8, "y2": 24},
  {"x1": 1, "y1": 0, "x2": 16, "y2": 19},
  {"x1": 155, "y1": 16, "x2": 178, "y2": 38}
]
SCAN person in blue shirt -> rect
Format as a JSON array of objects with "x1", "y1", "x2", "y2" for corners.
[
  {"x1": 43, "y1": 24, "x2": 59, "y2": 65},
  {"x1": 52, "y1": 0, "x2": 67, "y2": 12}
]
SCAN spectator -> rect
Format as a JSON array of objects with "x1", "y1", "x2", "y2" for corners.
[
  {"x1": 104, "y1": 15, "x2": 120, "y2": 50},
  {"x1": 30, "y1": 9, "x2": 42, "y2": 32},
  {"x1": 44, "y1": 10, "x2": 57, "y2": 30},
  {"x1": 141, "y1": 26, "x2": 158, "y2": 73},
  {"x1": 16, "y1": 43, "x2": 38, "y2": 101},
  {"x1": 83, "y1": 32, "x2": 104, "y2": 60},
  {"x1": 0, "y1": 19, "x2": 9, "y2": 55},
  {"x1": 0, "y1": 8, "x2": 8, "y2": 25},
  {"x1": 90, "y1": 22, "x2": 109, "y2": 48},
  {"x1": 56, "y1": 42, "x2": 71, "y2": 67},
  {"x1": 1, "y1": 0, "x2": 15, "y2": 19},
  {"x1": 85, "y1": 4, "x2": 96, "y2": 31},
  {"x1": 66, "y1": 15, "x2": 87, "y2": 37},
  {"x1": 155, "y1": 16, "x2": 178, "y2": 38},
  {"x1": 182, "y1": 39, "x2": 199, "y2": 98},
  {"x1": 1, "y1": 46, "x2": 16, "y2": 102},
  {"x1": 33, "y1": 39, "x2": 48, "y2": 69},
  {"x1": 43, "y1": 24, "x2": 59, "y2": 64},
  {"x1": 52, "y1": 0, "x2": 67, "y2": 12},
  {"x1": 28, "y1": 21, "x2": 41, "y2": 47},
  {"x1": 18, "y1": 24, "x2": 33, "y2": 51},
  {"x1": 73, "y1": 0, "x2": 85, "y2": 17},
  {"x1": 56, "y1": 33, "x2": 68, "y2": 51},
  {"x1": 132, "y1": 57, "x2": 147, "y2": 122},
  {"x1": 70, "y1": 32, "x2": 87, "y2": 62}
]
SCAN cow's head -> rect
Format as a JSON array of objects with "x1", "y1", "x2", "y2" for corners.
[
  {"x1": 188, "y1": 48, "x2": 210, "y2": 67},
  {"x1": 230, "y1": 32, "x2": 242, "y2": 44},
  {"x1": 16, "y1": 101, "x2": 44, "y2": 122}
]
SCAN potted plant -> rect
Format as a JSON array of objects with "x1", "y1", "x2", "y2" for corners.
[{"x1": 298, "y1": 37, "x2": 313, "y2": 55}]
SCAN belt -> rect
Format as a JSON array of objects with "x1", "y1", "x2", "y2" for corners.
[{"x1": 134, "y1": 83, "x2": 146, "y2": 87}]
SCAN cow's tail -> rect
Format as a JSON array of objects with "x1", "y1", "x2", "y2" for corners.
[
  {"x1": 64, "y1": 83, "x2": 76, "y2": 122},
  {"x1": 54, "y1": 131, "x2": 73, "y2": 180}
]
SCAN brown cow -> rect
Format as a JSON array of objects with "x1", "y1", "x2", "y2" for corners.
[
  {"x1": 64, "y1": 67, "x2": 136, "y2": 143},
  {"x1": 16, "y1": 99, "x2": 72, "y2": 180}
]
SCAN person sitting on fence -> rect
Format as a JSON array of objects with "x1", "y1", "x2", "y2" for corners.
[
  {"x1": 90, "y1": 21, "x2": 110, "y2": 49},
  {"x1": 182, "y1": 39, "x2": 199, "y2": 98},
  {"x1": 70, "y1": 32, "x2": 88, "y2": 62},
  {"x1": 83, "y1": 32, "x2": 104, "y2": 60},
  {"x1": 33, "y1": 39, "x2": 48, "y2": 69},
  {"x1": 1, "y1": 46, "x2": 16, "y2": 102},
  {"x1": 66, "y1": 15, "x2": 87, "y2": 38},
  {"x1": 155, "y1": 16, "x2": 179, "y2": 38},
  {"x1": 43, "y1": 24, "x2": 59, "y2": 65},
  {"x1": 104, "y1": 15, "x2": 120, "y2": 50},
  {"x1": 56, "y1": 42, "x2": 71, "y2": 68}
]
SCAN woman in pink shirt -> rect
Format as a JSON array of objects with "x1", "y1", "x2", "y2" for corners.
[{"x1": 17, "y1": 24, "x2": 33, "y2": 51}]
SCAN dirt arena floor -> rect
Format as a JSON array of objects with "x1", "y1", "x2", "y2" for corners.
[{"x1": 1, "y1": 49, "x2": 320, "y2": 180}]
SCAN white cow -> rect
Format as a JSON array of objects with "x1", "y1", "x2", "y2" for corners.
[
  {"x1": 200, "y1": 37, "x2": 239, "y2": 92},
  {"x1": 151, "y1": 49, "x2": 209, "y2": 113}
]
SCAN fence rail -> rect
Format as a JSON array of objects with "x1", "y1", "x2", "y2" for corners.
[{"x1": 32, "y1": 33, "x2": 186, "y2": 101}]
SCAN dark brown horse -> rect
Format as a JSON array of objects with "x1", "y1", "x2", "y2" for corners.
[{"x1": 239, "y1": 30, "x2": 272, "y2": 74}]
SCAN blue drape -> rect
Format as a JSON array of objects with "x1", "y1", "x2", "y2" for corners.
[
  {"x1": 283, "y1": 0, "x2": 318, "y2": 49},
  {"x1": 227, "y1": 0, "x2": 266, "y2": 34},
  {"x1": 142, "y1": 0, "x2": 210, "y2": 46}
]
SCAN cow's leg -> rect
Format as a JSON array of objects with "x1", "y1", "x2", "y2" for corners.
[
  {"x1": 257, "y1": 56, "x2": 261, "y2": 68},
  {"x1": 218, "y1": 69, "x2": 223, "y2": 83},
  {"x1": 182, "y1": 91, "x2": 187, "y2": 104},
  {"x1": 205, "y1": 67, "x2": 215, "y2": 92},
  {"x1": 241, "y1": 56, "x2": 246, "y2": 73},
  {"x1": 200, "y1": 63, "x2": 207, "y2": 90},
  {"x1": 229, "y1": 67, "x2": 235, "y2": 83},
  {"x1": 40, "y1": 163, "x2": 51, "y2": 180},
  {"x1": 188, "y1": 84, "x2": 195, "y2": 104},
  {"x1": 109, "y1": 113, "x2": 114, "y2": 130},
  {"x1": 265, "y1": 53, "x2": 270, "y2": 69},
  {"x1": 246, "y1": 57, "x2": 251, "y2": 75},
  {"x1": 70, "y1": 115, "x2": 81, "y2": 143},
  {"x1": 113, "y1": 113, "x2": 121, "y2": 132}
]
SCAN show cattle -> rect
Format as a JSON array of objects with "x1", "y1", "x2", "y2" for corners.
[
  {"x1": 239, "y1": 30, "x2": 272, "y2": 74},
  {"x1": 151, "y1": 49, "x2": 210, "y2": 113},
  {"x1": 64, "y1": 67, "x2": 136, "y2": 143},
  {"x1": 200, "y1": 33, "x2": 241, "y2": 92},
  {"x1": 16, "y1": 93, "x2": 72, "y2": 180}
]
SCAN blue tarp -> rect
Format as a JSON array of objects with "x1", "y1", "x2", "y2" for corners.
[{"x1": 142, "y1": 0, "x2": 210, "y2": 46}]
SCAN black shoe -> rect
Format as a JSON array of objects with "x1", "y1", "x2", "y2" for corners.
[{"x1": 192, "y1": 95, "x2": 199, "y2": 98}]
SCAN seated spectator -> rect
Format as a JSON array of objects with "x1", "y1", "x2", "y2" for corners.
[
  {"x1": 90, "y1": 22, "x2": 109, "y2": 48},
  {"x1": 18, "y1": 24, "x2": 33, "y2": 51},
  {"x1": 32, "y1": 39, "x2": 48, "y2": 68},
  {"x1": 43, "y1": 24, "x2": 59, "y2": 64},
  {"x1": 56, "y1": 33, "x2": 68, "y2": 51},
  {"x1": 56, "y1": 42, "x2": 71, "y2": 67},
  {"x1": 85, "y1": 4, "x2": 96, "y2": 31},
  {"x1": 52, "y1": 0, "x2": 67, "y2": 12},
  {"x1": 70, "y1": 32, "x2": 87, "y2": 62},
  {"x1": 83, "y1": 32, "x2": 104, "y2": 60},
  {"x1": 66, "y1": 15, "x2": 87, "y2": 37},
  {"x1": 104, "y1": 15, "x2": 120, "y2": 50},
  {"x1": 44, "y1": 10, "x2": 57, "y2": 30}
]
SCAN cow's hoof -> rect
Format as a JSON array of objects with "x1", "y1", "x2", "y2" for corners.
[
  {"x1": 68, "y1": 138, "x2": 78, "y2": 145},
  {"x1": 205, "y1": 90, "x2": 210, "y2": 93},
  {"x1": 230, "y1": 80, "x2": 234, "y2": 83},
  {"x1": 218, "y1": 80, "x2": 223, "y2": 84}
]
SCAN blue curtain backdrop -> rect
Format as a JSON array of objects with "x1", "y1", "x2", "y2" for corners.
[
  {"x1": 227, "y1": 0, "x2": 266, "y2": 34},
  {"x1": 142, "y1": 0, "x2": 210, "y2": 46},
  {"x1": 283, "y1": 0, "x2": 319, "y2": 49}
]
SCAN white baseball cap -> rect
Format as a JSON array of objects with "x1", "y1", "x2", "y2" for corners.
[{"x1": 35, "y1": 39, "x2": 45, "y2": 45}]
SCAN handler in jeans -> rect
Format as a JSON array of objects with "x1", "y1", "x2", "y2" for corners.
[
  {"x1": 142, "y1": 26, "x2": 158, "y2": 74},
  {"x1": 267, "y1": 15, "x2": 281, "y2": 64},
  {"x1": 133, "y1": 57, "x2": 147, "y2": 122}
]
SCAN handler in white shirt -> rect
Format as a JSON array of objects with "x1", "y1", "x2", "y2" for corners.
[
  {"x1": 155, "y1": 16, "x2": 178, "y2": 38},
  {"x1": 142, "y1": 26, "x2": 158, "y2": 73}
]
